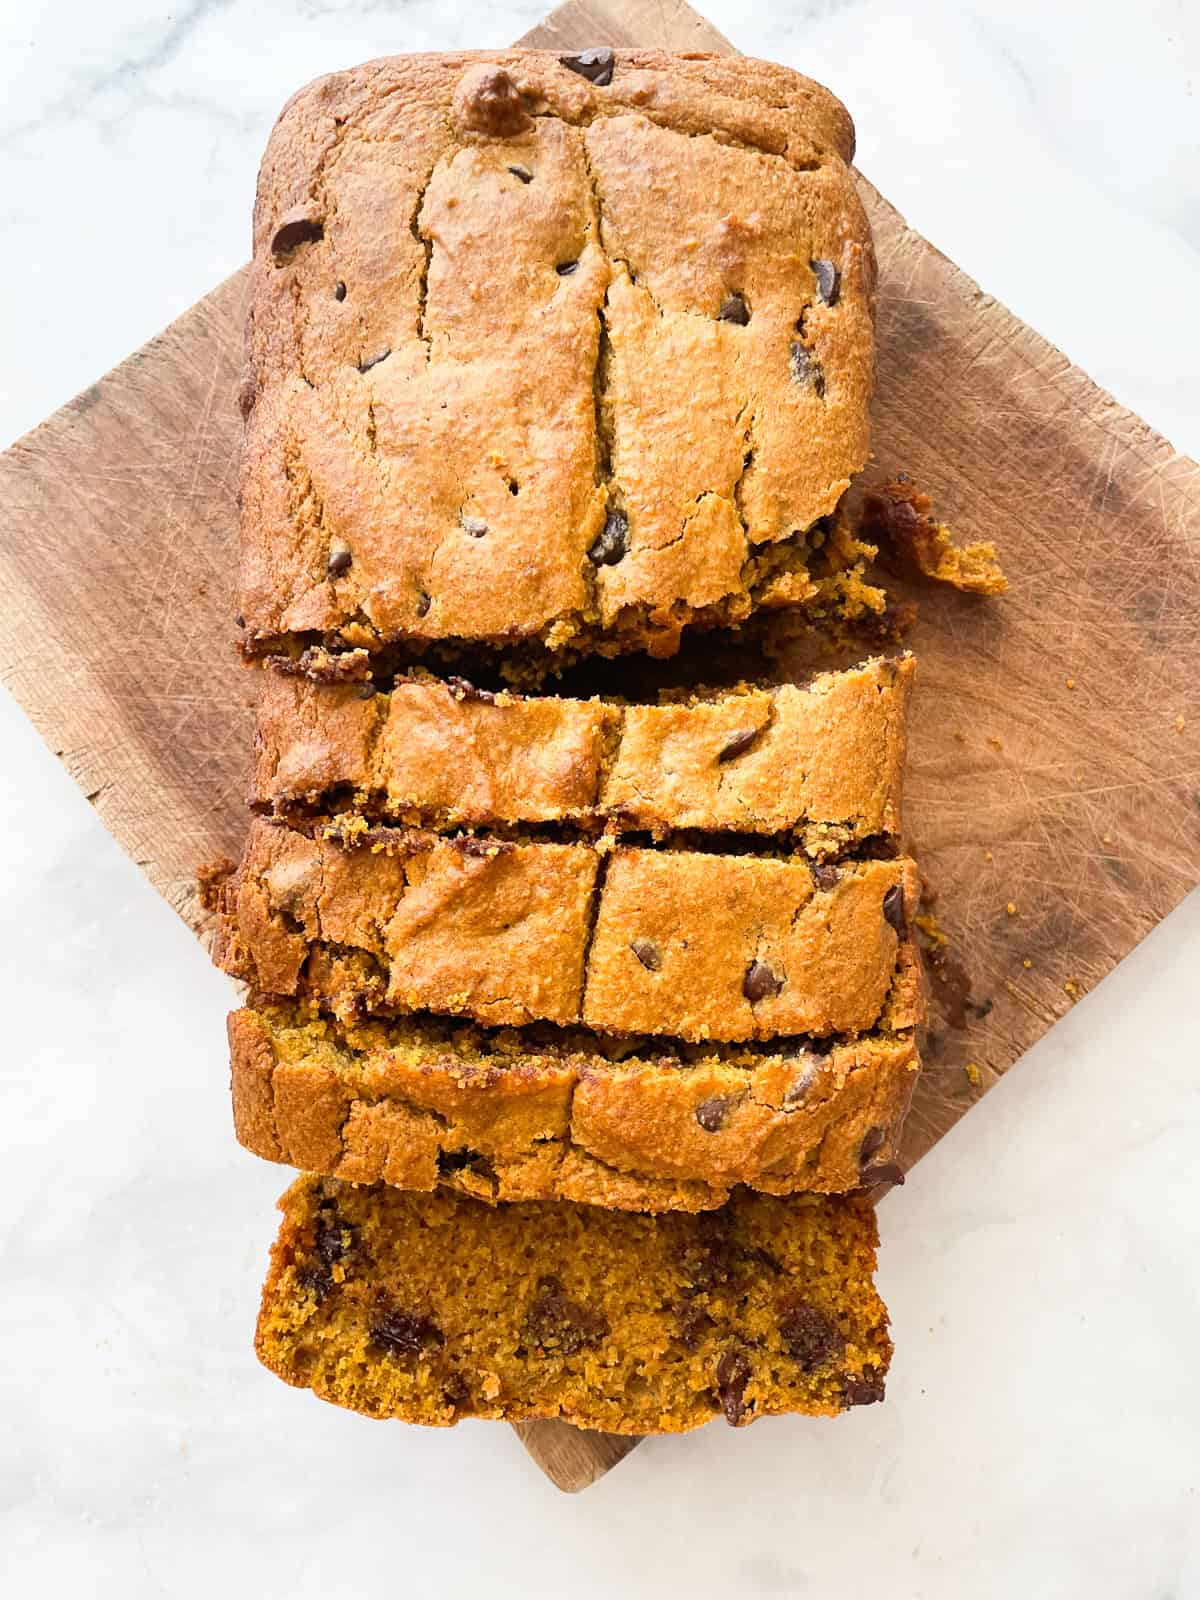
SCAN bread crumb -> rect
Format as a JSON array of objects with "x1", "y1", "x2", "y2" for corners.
[
  {"x1": 984, "y1": 850, "x2": 994, "y2": 863},
  {"x1": 1064, "y1": 978, "x2": 1081, "y2": 1000},
  {"x1": 1006, "y1": 901, "x2": 1017, "y2": 916},
  {"x1": 964, "y1": 1062, "x2": 982, "y2": 1087},
  {"x1": 987, "y1": 737, "x2": 1003, "y2": 752},
  {"x1": 1065, "y1": 677, "x2": 1076, "y2": 690},
  {"x1": 914, "y1": 911, "x2": 948, "y2": 950},
  {"x1": 1022, "y1": 958, "x2": 1032, "y2": 969},
  {"x1": 1176, "y1": 714, "x2": 1186, "y2": 734}
]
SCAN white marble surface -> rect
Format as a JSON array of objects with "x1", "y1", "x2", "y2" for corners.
[{"x1": 1, "y1": 2, "x2": 1198, "y2": 1594}]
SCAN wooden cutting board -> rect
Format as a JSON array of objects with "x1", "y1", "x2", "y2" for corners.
[{"x1": 1, "y1": 0, "x2": 1196, "y2": 1494}]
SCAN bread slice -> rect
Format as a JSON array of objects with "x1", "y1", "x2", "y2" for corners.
[
  {"x1": 255, "y1": 1176, "x2": 891, "y2": 1431},
  {"x1": 252, "y1": 655, "x2": 913, "y2": 856},
  {"x1": 230, "y1": 1001, "x2": 916, "y2": 1210}
]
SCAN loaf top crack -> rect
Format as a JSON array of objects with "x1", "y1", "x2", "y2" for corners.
[{"x1": 240, "y1": 50, "x2": 877, "y2": 661}]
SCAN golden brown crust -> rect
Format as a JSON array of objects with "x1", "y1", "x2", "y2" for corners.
[
  {"x1": 229, "y1": 1003, "x2": 919, "y2": 1207},
  {"x1": 215, "y1": 822, "x2": 923, "y2": 1042},
  {"x1": 254, "y1": 1177, "x2": 891, "y2": 1431},
  {"x1": 251, "y1": 655, "x2": 914, "y2": 853},
  {"x1": 240, "y1": 51, "x2": 876, "y2": 660}
]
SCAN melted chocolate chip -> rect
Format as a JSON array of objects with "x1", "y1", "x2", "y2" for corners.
[
  {"x1": 718, "y1": 293, "x2": 750, "y2": 325},
  {"x1": 560, "y1": 47, "x2": 614, "y2": 86},
  {"x1": 778, "y1": 1300, "x2": 844, "y2": 1371},
  {"x1": 370, "y1": 1294, "x2": 444, "y2": 1356},
  {"x1": 676, "y1": 1302, "x2": 714, "y2": 1350},
  {"x1": 508, "y1": 164, "x2": 533, "y2": 184},
  {"x1": 860, "y1": 1125, "x2": 886, "y2": 1162},
  {"x1": 883, "y1": 884, "x2": 907, "y2": 936},
  {"x1": 718, "y1": 726, "x2": 761, "y2": 763},
  {"x1": 811, "y1": 863, "x2": 840, "y2": 892},
  {"x1": 715, "y1": 1348, "x2": 751, "y2": 1426},
  {"x1": 694, "y1": 1096, "x2": 730, "y2": 1133},
  {"x1": 415, "y1": 592, "x2": 432, "y2": 618},
  {"x1": 333, "y1": 280, "x2": 347, "y2": 302},
  {"x1": 446, "y1": 675, "x2": 496, "y2": 704},
  {"x1": 789, "y1": 342, "x2": 825, "y2": 396},
  {"x1": 588, "y1": 510, "x2": 628, "y2": 566},
  {"x1": 327, "y1": 543, "x2": 352, "y2": 578},
  {"x1": 297, "y1": 1202, "x2": 355, "y2": 1300},
  {"x1": 811, "y1": 258, "x2": 840, "y2": 305},
  {"x1": 556, "y1": 260, "x2": 579, "y2": 276},
  {"x1": 743, "y1": 959, "x2": 784, "y2": 1002},
  {"x1": 524, "y1": 1275, "x2": 610, "y2": 1355},
  {"x1": 358, "y1": 348, "x2": 391, "y2": 374},
  {"x1": 270, "y1": 214, "x2": 324, "y2": 259},
  {"x1": 843, "y1": 1367, "x2": 886, "y2": 1407},
  {"x1": 234, "y1": 613, "x2": 245, "y2": 629},
  {"x1": 442, "y1": 1372, "x2": 471, "y2": 1409},
  {"x1": 860, "y1": 1161, "x2": 905, "y2": 1188},
  {"x1": 630, "y1": 938, "x2": 662, "y2": 971}
]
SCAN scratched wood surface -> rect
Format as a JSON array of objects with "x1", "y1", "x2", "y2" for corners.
[{"x1": 0, "y1": 0, "x2": 1197, "y2": 1494}]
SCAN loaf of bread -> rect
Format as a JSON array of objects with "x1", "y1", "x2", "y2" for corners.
[
  {"x1": 255, "y1": 1176, "x2": 892, "y2": 1431},
  {"x1": 238, "y1": 50, "x2": 880, "y2": 669},
  {"x1": 230, "y1": 1000, "x2": 916, "y2": 1209}
]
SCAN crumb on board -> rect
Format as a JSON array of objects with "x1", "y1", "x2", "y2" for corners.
[
  {"x1": 984, "y1": 849, "x2": 994, "y2": 862},
  {"x1": 1006, "y1": 901, "x2": 1017, "y2": 916},
  {"x1": 914, "y1": 910, "x2": 948, "y2": 950},
  {"x1": 1177, "y1": 714, "x2": 1186, "y2": 734},
  {"x1": 964, "y1": 1062, "x2": 982, "y2": 1087},
  {"x1": 1066, "y1": 677, "x2": 1076, "y2": 690},
  {"x1": 1064, "y1": 978, "x2": 1082, "y2": 1000},
  {"x1": 859, "y1": 477, "x2": 1008, "y2": 595},
  {"x1": 987, "y1": 736, "x2": 1003, "y2": 752},
  {"x1": 1022, "y1": 958, "x2": 1032, "y2": 969}
]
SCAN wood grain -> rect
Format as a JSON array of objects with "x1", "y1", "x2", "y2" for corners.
[{"x1": 0, "y1": 0, "x2": 1196, "y2": 1493}]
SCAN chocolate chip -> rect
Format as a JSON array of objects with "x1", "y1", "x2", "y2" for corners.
[
  {"x1": 436, "y1": 1147, "x2": 497, "y2": 1184},
  {"x1": 778, "y1": 1300, "x2": 844, "y2": 1371},
  {"x1": 694, "y1": 1096, "x2": 730, "y2": 1133},
  {"x1": 861, "y1": 1161, "x2": 905, "y2": 1188},
  {"x1": 356, "y1": 682, "x2": 377, "y2": 700},
  {"x1": 556, "y1": 260, "x2": 579, "y2": 276},
  {"x1": 234, "y1": 614, "x2": 245, "y2": 629},
  {"x1": 782, "y1": 1057, "x2": 819, "y2": 1104},
  {"x1": 588, "y1": 509, "x2": 628, "y2": 565},
  {"x1": 743, "y1": 959, "x2": 783, "y2": 1002},
  {"x1": 883, "y1": 883, "x2": 907, "y2": 936},
  {"x1": 680, "y1": 1225, "x2": 742, "y2": 1296},
  {"x1": 676, "y1": 1302, "x2": 714, "y2": 1350},
  {"x1": 447, "y1": 675, "x2": 497, "y2": 704},
  {"x1": 270, "y1": 213, "x2": 324, "y2": 259},
  {"x1": 811, "y1": 863, "x2": 840, "y2": 891},
  {"x1": 789, "y1": 342, "x2": 825, "y2": 396},
  {"x1": 715, "y1": 1348, "x2": 751, "y2": 1426},
  {"x1": 718, "y1": 293, "x2": 750, "y2": 325},
  {"x1": 333, "y1": 280, "x2": 347, "y2": 302},
  {"x1": 630, "y1": 938, "x2": 662, "y2": 971},
  {"x1": 442, "y1": 1372, "x2": 471, "y2": 1409},
  {"x1": 358, "y1": 348, "x2": 390, "y2": 373},
  {"x1": 508, "y1": 164, "x2": 533, "y2": 184},
  {"x1": 811, "y1": 258, "x2": 840, "y2": 305},
  {"x1": 327, "y1": 543, "x2": 352, "y2": 578},
  {"x1": 718, "y1": 726, "x2": 760, "y2": 762},
  {"x1": 416, "y1": 591, "x2": 431, "y2": 617},
  {"x1": 297, "y1": 1201, "x2": 355, "y2": 1300},
  {"x1": 461, "y1": 515, "x2": 488, "y2": 538},
  {"x1": 452, "y1": 835, "x2": 514, "y2": 858},
  {"x1": 860, "y1": 1125, "x2": 886, "y2": 1161},
  {"x1": 370, "y1": 1294, "x2": 444, "y2": 1356},
  {"x1": 560, "y1": 47, "x2": 614, "y2": 85},
  {"x1": 843, "y1": 1367, "x2": 886, "y2": 1407},
  {"x1": 524, "y1": 1275, "x2": 610, "y2": 1355}
]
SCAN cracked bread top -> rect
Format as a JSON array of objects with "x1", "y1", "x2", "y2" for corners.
[
  {"x1": 252, "y1": 655, "x2": 913, "y2": 852},
  {"x1": 240, "y1": 50, "x2": 876, "y2": 660}
]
